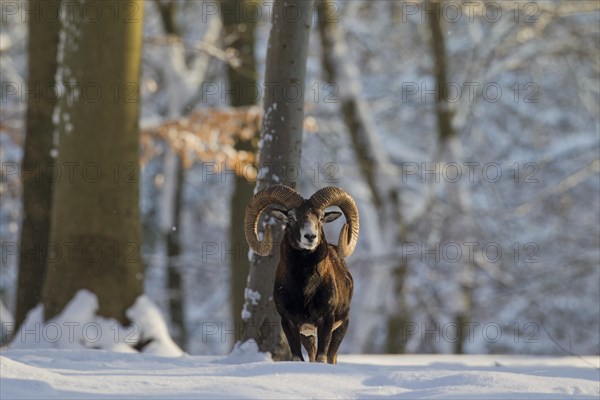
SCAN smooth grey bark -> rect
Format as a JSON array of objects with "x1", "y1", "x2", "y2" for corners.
[{"x1": 241, "y1": 0, "x2": 314, "y2": 360}]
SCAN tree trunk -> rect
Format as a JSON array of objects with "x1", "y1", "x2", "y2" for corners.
[
  {"x1": 15, "y1": 0, "x2": 61, "y2": 329},
  {"x1": 220, "y1": 0, "x2": 259, "y2": 346},
  {"x1": 154, "y1": 0, "x2": 188, "y2": 351},
  {"x1": 241, "y1": 0, "x2": 313, "y2": 360},
  {"x1": 385, "y1": 189, "x2": 413, "y2": 353},
  {"x1": 42, "y1": 0, "x2": 145, "y2": 324},
  {"x1": 220, "y1": 0, "x2": 259, "y2": 108},
  {"x1": 162, "y1": 149, "x2": 187, "y2": 349},
  {"x1": 426, "y1": 0, "x2": 455, "y2": 142}
]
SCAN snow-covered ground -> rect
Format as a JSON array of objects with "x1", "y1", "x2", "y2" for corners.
[
  {"x1": 3, "y1": 290, "x2": 597, "y2": 399},
  {"x1": 1, "y1": 347, "x2": 598, "y2": 399}
]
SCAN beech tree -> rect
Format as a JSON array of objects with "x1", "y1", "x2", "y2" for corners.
[
  {"x1": 219, "y1": 0, "x2": 259, "y2": 344},
  {"x1": 15, "y1": 0, "x2": 61, "y2": 329},
  {"x1": 241, "y1": 0, "x2": 314, "y2": 359},
  {"x1": 41, "y1": 0, "x2": 145, "y2": 324}
]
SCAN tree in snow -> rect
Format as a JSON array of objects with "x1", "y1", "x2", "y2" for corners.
[
  {"x1": 41, "y1": 0, "x2": 145, "y2": 324},
  {"x1": 241, "y1": 0, "x2": 315, "y2": 360},
  {"x1": 14, "y1": 0, "x2": 61, "y2": 329},
  {"x1": 219, "y1": 0, "x2": 260, "y2": 345}
]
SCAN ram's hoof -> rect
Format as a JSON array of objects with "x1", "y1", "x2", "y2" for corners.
[
  {"x1": 316, "y1": 355, "x2": 327, "y2": 363},
  {"x1": 292, "y1": 356, "x2": 303, "y2": 362}
]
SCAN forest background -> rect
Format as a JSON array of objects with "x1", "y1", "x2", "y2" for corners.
[{"x1": 0, "y1": 0, "x2": 598, "y2": 358}]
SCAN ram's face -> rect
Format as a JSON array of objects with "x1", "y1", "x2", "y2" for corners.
[
  {"x1": 273, "y1": 202, "x2": 342, "y2": 252},
  {"x1": 291, "y1": 205, "x2": 324, "y2": 251}
]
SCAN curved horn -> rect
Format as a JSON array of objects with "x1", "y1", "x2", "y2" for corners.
[
  {"x1": 244, "y1": 185, "x2": 304, "y2": 256},
  {"x1": 310, "y1": 187, "x2": 359, "y2": 258}
]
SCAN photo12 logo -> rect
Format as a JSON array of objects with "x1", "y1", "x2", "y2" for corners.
[
  {"x1": 201, "y1": 81, "x2": 339, "y2": 105},
  {"x1": 400, "y1": 162, "x2": 539, "y2": 184},
  {"x1": 1, "y1": 1, "x2": 141, "y2": 24},
  {"x1": 401, "y1": 321, "x2": 540, "y2": 345},
  {"x1": 1, "y1": 162, "x2": 139, "y2": 184},
  {"x1": 402, "y1": 82, "x2": 539, "y2": 104},
  {"x1": 3, "y1": 321, "x2": 140, "y2": 346},
  {"x1": 400, "y1": 241, "x2": 539, "y2": 264},
  {"x1": 2, "y1": 240, "x2": 141, "y2": 265},
  {"x1": 199, "y1": 161, "x2": 339, "y2": 184},
  {"x1": 1, "y1": 81, "x2": 140, "y2": 105},
  {"x1": 199, "y1": 1, "x2": 340, "y2": 24},
  {"x1": 400, "y1": 1, "x2": 540, "y2": 24}
]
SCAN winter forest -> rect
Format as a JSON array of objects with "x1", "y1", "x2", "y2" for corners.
[{"x1": 1, "y1": 0, "x2": 599, "y2": 389}]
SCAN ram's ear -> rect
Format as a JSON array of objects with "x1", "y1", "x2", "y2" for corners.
[
  {"x1": 323, "y1": 211, "x2": 342, "y2": 223},
  {"x1": 271, "y1": 209, "x2": 289, "y2": 223}
]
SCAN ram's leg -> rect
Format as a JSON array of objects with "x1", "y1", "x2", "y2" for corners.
[
  {"x1": 281, "y1": 318, "x2": 304, "y2": 361},
  {"x1": 301, "y1": 334, "x2": 317, "y2": 362},
  {"x1": 316, "y1": 316, "x2": 334, "y2": 363},
  {"x1": 327, "y1": 319, "x2": 349, "y2": 364}
]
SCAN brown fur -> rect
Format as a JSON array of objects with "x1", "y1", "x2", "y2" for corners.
[{"x1": 273, "y1": 226, "x2": 353, "y2": 364}]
